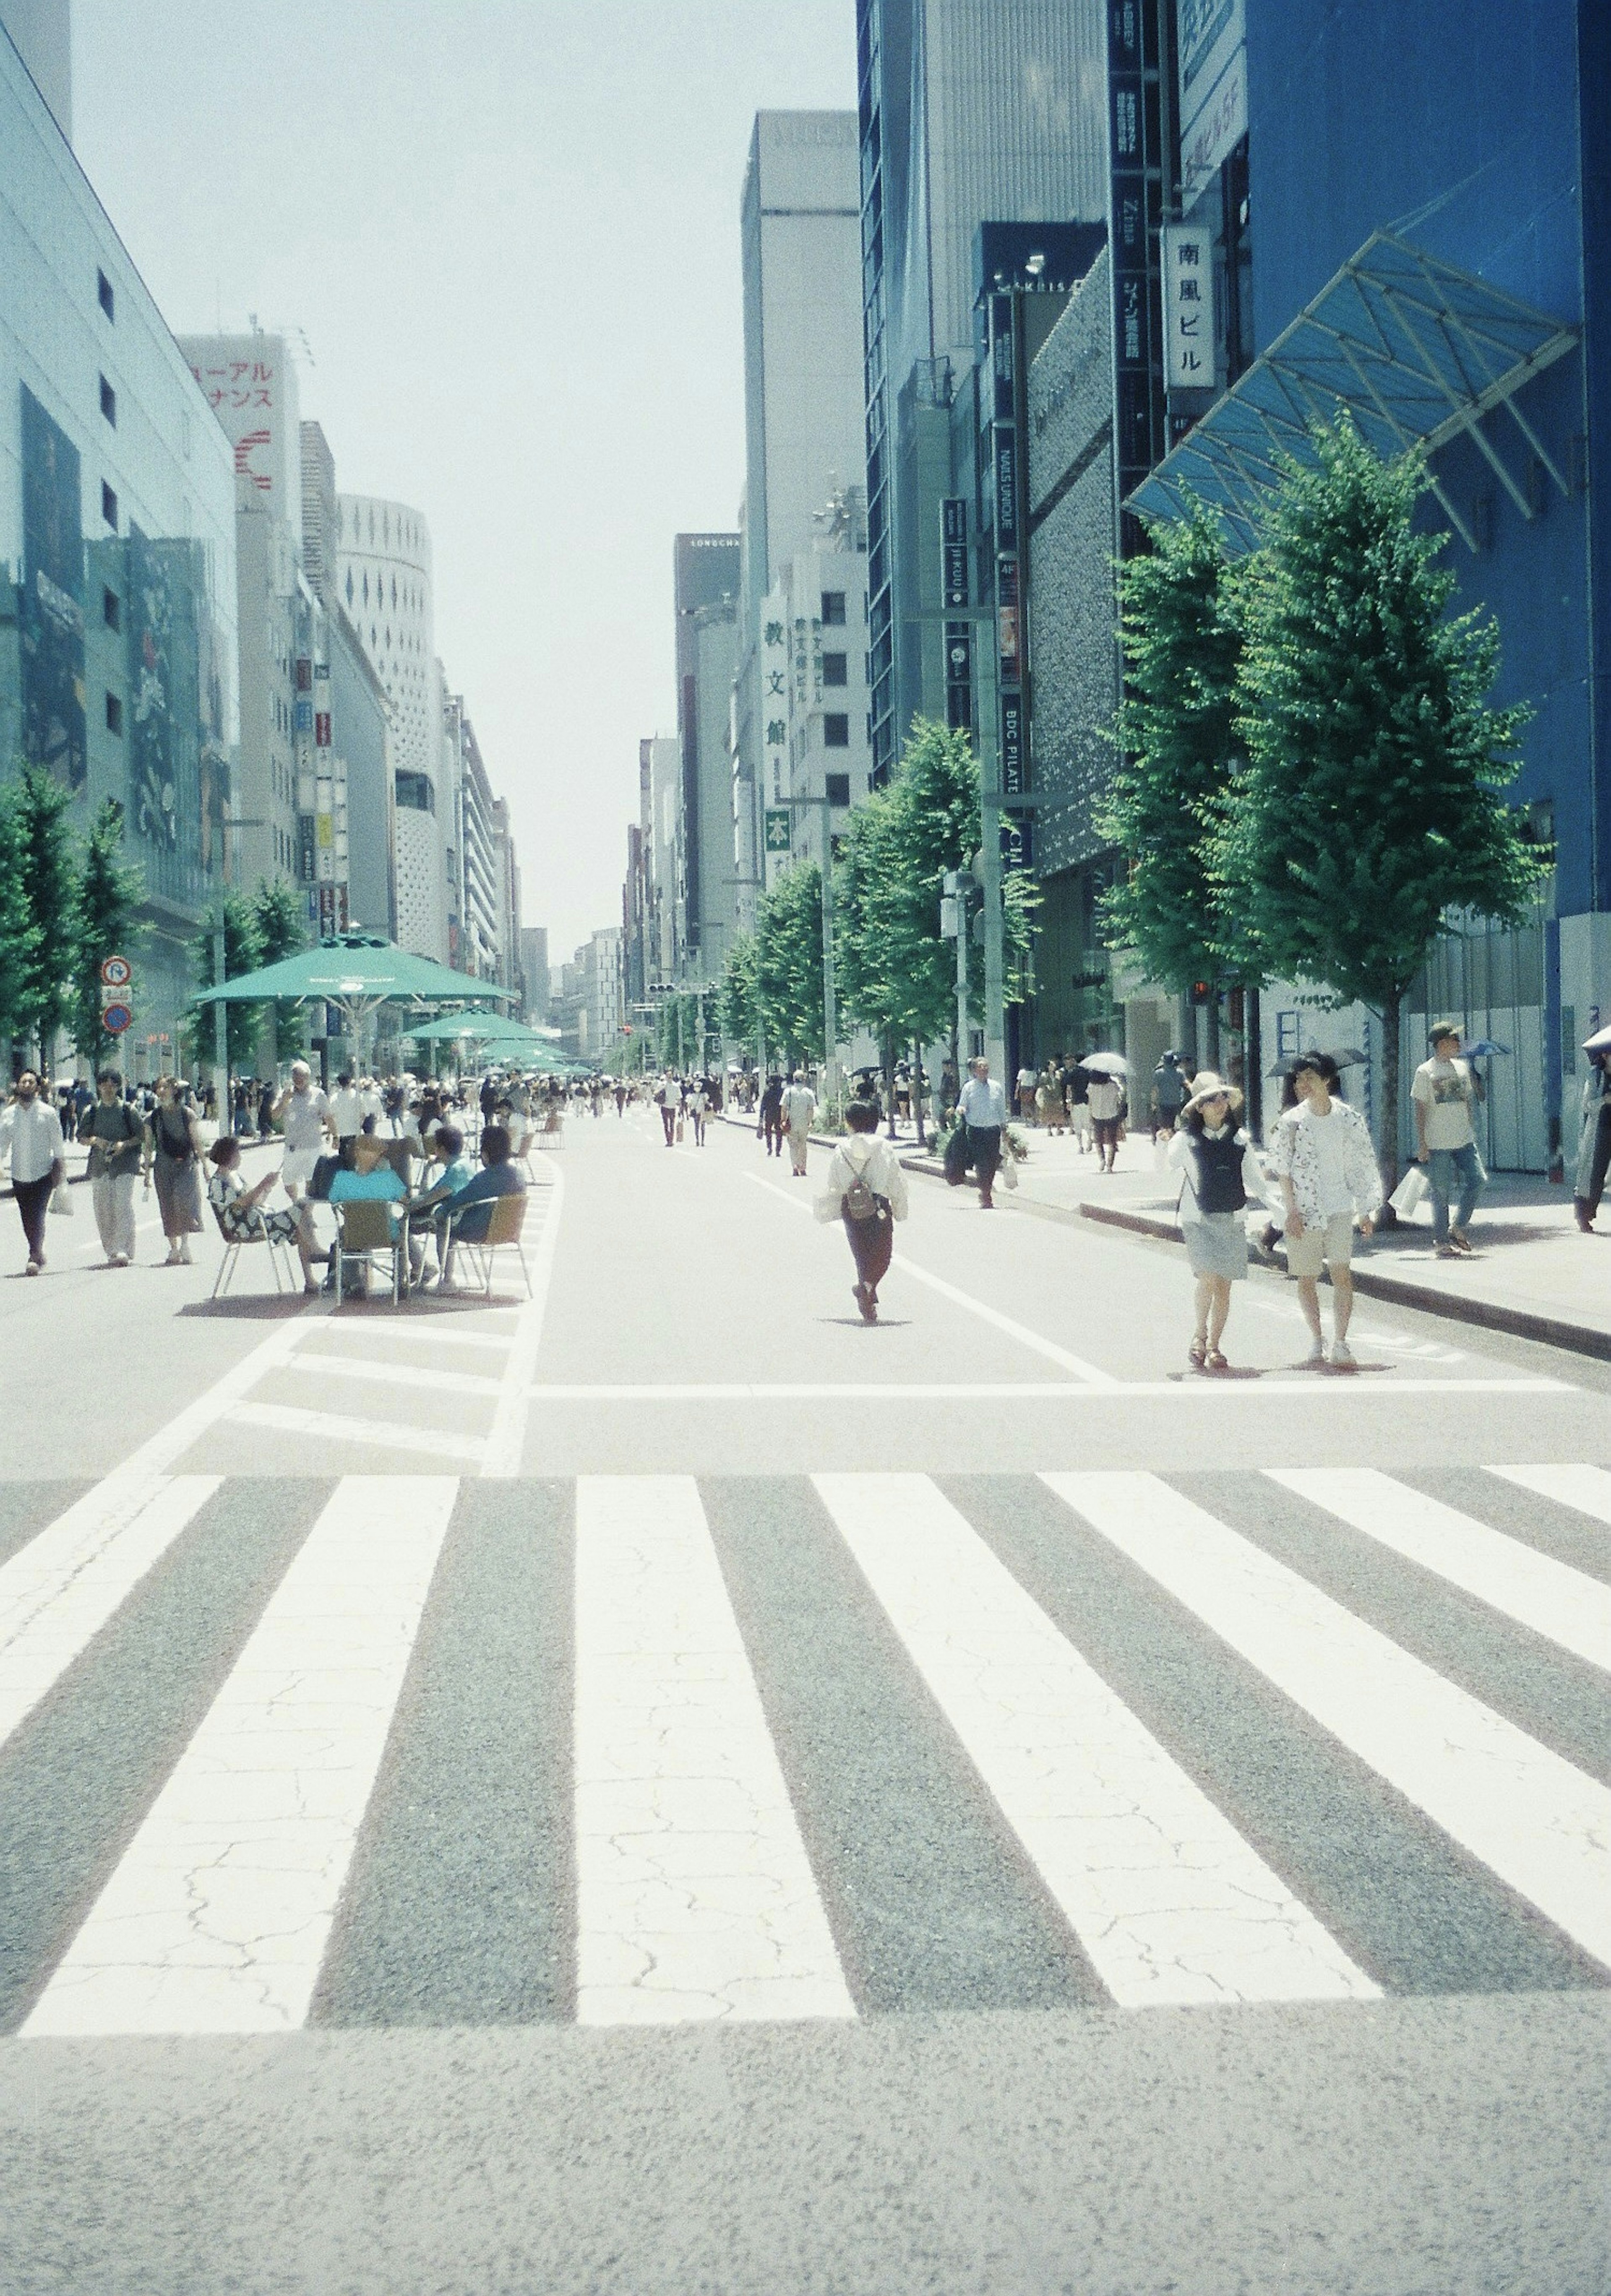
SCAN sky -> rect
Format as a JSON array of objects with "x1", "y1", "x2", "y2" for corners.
[{"x1": 70, "y1": 0, "x2": 857, "y2": 962}]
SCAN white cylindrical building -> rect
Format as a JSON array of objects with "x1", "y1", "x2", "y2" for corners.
[{"x1": 336, "y1": 495, "x2": 448, "y2": 959}]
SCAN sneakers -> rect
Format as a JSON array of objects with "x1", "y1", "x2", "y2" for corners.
[
  {"x1": 1448, "y1": 1229, "x2": 1473, "y2": 1255},
  {"x1": 1304, "y1": 1335, "x2": 1326, "y2": 1365},
  {"x1": 1328, "y1": 1339, "x2": 1356, "y2": 1369},
  {"x1": 23, "y1": 1259, "x2": 39, "y2": 1277}
]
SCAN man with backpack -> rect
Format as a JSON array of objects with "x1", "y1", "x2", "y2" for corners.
[
  {"x1": 79, "y1": 1069, "x2": 144, "y2": 1267},
  {"x1": 815, "y1": 1099, "x2": 909, "y2": 1323}
]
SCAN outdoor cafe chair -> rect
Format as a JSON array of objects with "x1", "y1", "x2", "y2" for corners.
[
  {"x1": 208, "y1": 1200, "x2": 297, "y2": 1300},
  {"x1": 441, "y1": 1190, "x2": 532, "y2": 1300},
  {"x1": 331, "y1": 1197, "x2": 407, "y2": 1307}
]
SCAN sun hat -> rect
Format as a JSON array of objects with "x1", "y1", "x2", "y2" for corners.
[{"x1": 1181, "y1": 1070, "x2": 1243, "y2": 1115}]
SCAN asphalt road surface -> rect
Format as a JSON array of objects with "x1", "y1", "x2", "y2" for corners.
[{"x1": 1, "y1": 1105, "x2": 1607, "y2": 2294}]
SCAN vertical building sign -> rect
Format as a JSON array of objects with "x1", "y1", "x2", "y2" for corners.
[
  {"x1": 1177, "y1": 0, "x2": 1246, "y2": 211},
  {"x1": 1108, "y1": 0, "x2": 1168, "y2": 547},
  {"x1": 761, "y1": 590, "x2": 789, "y2": 886},
  {"x1": 18, "y1": 385, "x2": 86, "y2": 791},
  {"x1": 1162, "y1": 225, "x2": 1215, "y2": 388},
  {"x1": 941, "y1": 498, "x2": 973, "y2": 734},
  {"x1": 988, "y1": 300, "x2": 1031, "y2": 867}
]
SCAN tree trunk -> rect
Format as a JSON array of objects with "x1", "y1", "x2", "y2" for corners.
[
  {"x1": 1243, "y1": 983, "x2": 1263, "y2": 1144},
  {"x1": 912, "y1": 1037, "x2": 928, "y2": 1148},
  {"x1": 883, "y1": 1031, "x2": 898, "y2": 1137},
  {"x1": 1376, "y1": 986, "x2": 1404, "y2": 1222}
]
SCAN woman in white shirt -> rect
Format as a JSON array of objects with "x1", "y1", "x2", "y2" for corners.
[
  {"x1": 815, "y1": 1100, "x2": 910, "y2": 1324},
  {"x1": 1167, "y1": 1072, "x2": 1265, "y2": 1372}
]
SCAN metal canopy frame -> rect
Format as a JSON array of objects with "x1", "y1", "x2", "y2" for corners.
[{"x1": 1128, "y1": 233, "x2": 1579, "y2": 553}]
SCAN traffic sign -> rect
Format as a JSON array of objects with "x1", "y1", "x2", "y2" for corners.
[
  {"x1": 99, "y1": 954, "x2": 132, "y2": 988},
  {"x1": 101, "y1": 1002, "x2": 133, "y2": 1036}
]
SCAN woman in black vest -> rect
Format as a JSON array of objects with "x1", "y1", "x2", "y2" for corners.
[{"x1": 1167, "y1": 1070, "x2": 1266, "y2": 1373}]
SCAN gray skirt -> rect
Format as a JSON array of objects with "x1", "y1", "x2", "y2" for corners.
[
  {"x1": 153, "y1": 1151, "x2": 203, "y2": 1235},
  {"x1": 1183, "y1": 1210, "x2": 1248, "y2": 1281}
]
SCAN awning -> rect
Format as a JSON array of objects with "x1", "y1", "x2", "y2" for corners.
[{"x1": 1129, "y1": 232, "x2": 1579, "y2": 553}]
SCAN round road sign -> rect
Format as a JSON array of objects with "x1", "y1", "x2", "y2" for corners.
[
  {"x1": 101, "y1": 1002, "x2": 133, "y2": 1036},
  {"x1": 99, "y1": 954, "x2": 132, "y2": 988}
]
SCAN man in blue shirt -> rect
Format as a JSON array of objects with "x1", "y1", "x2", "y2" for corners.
[
  {"x1": 957, "y1": 1057, "x2": 1007, "y2": 1210},
  {"x1": 434, "y1": 1123, "x2": 526, "y2": 1289},
  {"x1": 405, "y1": 1122, "x2": 475, "y2": 1285}
]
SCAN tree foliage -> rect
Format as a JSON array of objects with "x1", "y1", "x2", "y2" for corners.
[
  {"x1": 754, "y1": 862, "x2": 826, "y2": 1063},
  {"x1": 192, "y1": 892, "x2": 265, "y2": 1070},
  {"x1": 717, "y1": 930, "x2": 763, "y2": 1050},
  {"x1": 1216, "y1": 413, "x2": 1548, "y2": 1179},
  {"x1": 0, "y1": 782, "x2": 41, "y2": 1048},
  {"x1": 70, "y1": 799, "x2": 145, "y2": 1058},
  {"x1": 13, "y1": 766, "x2": 80, "y2": 1055},
  {"x1": 1098, "y1": 500, "x2": 1254, "y2": 991},
  {"x1": 250, "y1": 876, "x2": 309, "y2": 1061}
]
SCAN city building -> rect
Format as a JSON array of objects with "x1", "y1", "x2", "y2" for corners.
[
  {"x1": 1107, "y1": 0, "x2": 1605, "y2": 1170},
  {"x1": 490, "y1": 794, "x2": 521, "y2": 997},
  {"x1": 519, "y1": 923, "x2": 549, "y2": 1025},
  {"x1": 855, "y1": 1, "x2": 1109, "y2": 784},
  {"x1": 1, "y1": 20, "x2": 239, "y2": 1068},
  {"x1": 644, "y1": 731, "x2": 683, "y2": 987},
  {"x1": 672, "y1": 532, "x2": 740, "y2": 987},
  {"x1": 584, "y1": 924, "x2": 624, "y2": 1065},
  {"x1": 336, "y1": 492, "x2": 448, "y2": 959},
  {"x1": 732, "y1": 113, "x2": 863, "y2": 915},
  {"x1": 756, "y1": 487, "x2": 873, "y2": 889}
]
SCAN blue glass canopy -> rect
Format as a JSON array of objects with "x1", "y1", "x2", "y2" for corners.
[{"x1": 1129, "y1": 233, "x2": 1579, "y2": 553}]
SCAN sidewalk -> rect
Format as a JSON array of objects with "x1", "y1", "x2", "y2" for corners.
[{"x1": 901, "y1": 1122, "x2": 1610, "y2": 1363}]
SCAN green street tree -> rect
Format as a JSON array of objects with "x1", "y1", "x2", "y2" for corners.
[
  {"x1": 250, "y1": 876, "x2": 309, "y2": 1063},
  {"x1": 70, "y1": 799, "x2": 144, "y2": 1059},
  {"x1": 0, "y1": 780, "x2": 42, "y2": 1049},
  {"x1": 192, "y1": 891, "x2": 265, "y2": 1072},
  {"x1": 754, "y1": 861, "x2": 825, "y2": 1064},
  {"x1": 13, "y1": 766, "x2": 81, "y2": 1061},
  {"x1": 717, "y1": 930, "x2": 764, "y2": 1055},
  {"x1": 1220, "y1": 414, "x2": 1546, "y2": 1191},
  {"x1": 1098, "y1": 498, "x2": 1258, "y2": 1025}
]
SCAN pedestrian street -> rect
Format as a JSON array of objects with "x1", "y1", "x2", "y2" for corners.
[{"x1": 2, "y1": 1111, "x2": 1608, "y2": 2292}]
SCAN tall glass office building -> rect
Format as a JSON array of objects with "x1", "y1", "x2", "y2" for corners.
[{"x1": 0, "y1": 20, "x2": 237, "y2": 1070}]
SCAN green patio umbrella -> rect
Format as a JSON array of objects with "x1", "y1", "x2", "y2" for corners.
[
  {"x1": 404, "y1": 1010, "x2": 557, "y2": 1046},
  {"x1": 191, "y1": 932, "x2": 516, "y2": 1033}
]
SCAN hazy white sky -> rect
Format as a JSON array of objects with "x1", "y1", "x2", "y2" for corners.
[{"x1": 72, "y1": 0, "x2": 856, "y2": 961}]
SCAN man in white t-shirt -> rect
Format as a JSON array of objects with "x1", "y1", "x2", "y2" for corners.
[
  {"x1": 1411, "y1": 1022, "x2": 1483, "y2": 1257},
  {"x1": 274, "y1": 1062, "x2": 332, "y2": 1199},
  {"x1": 328, "y1": 1072, "x2": 365, "y2": 1165},
  {"x1": 782, "y1": 1073, "x2": 817, "y2": 1176}
]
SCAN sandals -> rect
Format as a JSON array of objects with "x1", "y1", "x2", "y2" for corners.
[
  {"x1": 1204, "y1": 1347, "x2": 1230, "y2": 1373},
  {"x1": 1188, "y1": 1338, "x2": 1207, "y2": 1371}
]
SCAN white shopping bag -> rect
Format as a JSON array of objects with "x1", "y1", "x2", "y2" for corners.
[
  {"x1": 48, "y1": 1180, "x2": 74, "y2": 1218},
  {"x1": 1387, "y1": 1165, "x2": 1428, "y2": 1220}
]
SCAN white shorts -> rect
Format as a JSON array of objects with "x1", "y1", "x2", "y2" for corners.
[
  {"x1": 1286, "y1": 1212, "x2": 1354, "y2": 1278},
  {"x1": 282, "y1": 1146, "x2": 322, "y2": 1185}
]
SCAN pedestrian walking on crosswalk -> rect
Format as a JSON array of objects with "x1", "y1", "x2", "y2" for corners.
[
  {"x1": 1168, "y1": 1072, "x2": 1264, "y2": 1373},
  {"x1": 1271, "y1": 1052, "x2": 1384, "y2": 1368},
  {"x1": 816, "y1": 1098, "x2": 909, "y2": 1322}
]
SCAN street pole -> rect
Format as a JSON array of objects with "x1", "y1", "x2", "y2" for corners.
[
  {"x1": 212, "y1": 922, "x2": 228, "y2": 1118},
  {"x1": 979, "y1": 718, "x2": 1006, "y2": 1083},
  {"x1": 818, "y1": 801, "x2": 839, "y2": 1121}
]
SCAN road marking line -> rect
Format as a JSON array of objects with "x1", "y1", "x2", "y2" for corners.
[
  {"x1": 523, "y1": 1377, "x2": 1567, "y2": 1402},
  {"x1": 1045, "y1": 1471, "x2": 1611, "y2": 1972},
  {"x1": 308, "y1": 1325, "x2": 514, "y2": 1353},
  {"x1": 1267, "y1": 1468, "x2": 1611, "y2": 1674},
  {"x1": 23, "y1": 1476, "x2": 458, "y2": 2036},
  {"x1": 278, "y1": 1354, "x2": 502, "y2": 1398},
  {"x1": 573, "y1": 1474, "x2": 853, "y2": 2026},
  {"x1": 0, "y1": 1475, "x2": 220, "y2": 1752},
  {"x1": 106, "y1": 1302, "x2": 325, "y2": 1479},
  {"x1": 1486, "y1": 1464, "x2": 1611, "y2": 1528},
  {"x1": 224, "y1": 1401, "x2": 487, "y2": 1463},
  {"x1": 816, "y1": 1472, "x2": 1375, "y2": 2007},
  {"x1": 481, "y1": 1170, "x2": 565, "y2": 1479},
  {"x1": 745, "y1": 1171, "x2": 1117, "y2": 1386}
]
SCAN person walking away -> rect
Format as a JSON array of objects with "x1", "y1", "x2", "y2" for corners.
[
  {"x1": 758, "y1": 1074, "x2": 785, "y2": 1158},
  {"x1": 1151, "y1": 1051, "x2": 1188, "y2": 1141},
  {"x1": 1087, "y1": 1069, "x2": 1125, "y2": 1173},
  {"x1": 79, "y1": 1070, "x2": 143, "y2": 1267},
  {"x1": 688, "y1": 1078, "x2": 708, "y2": 1146},
  {"x1": 1271, "y1": 1052, "x2": 1383, "y2": 1367},
  {"x1": 1168, "y1": 1073, "x2": 1264, "y2": 1372},
  {"x1": 328, "y1": 1072, "x2": 366, "y2": 1168},
  {"x1": 274, "y1": 1062, "x2": 331, "y2": 1202},
  {"x1": 206, "y1": 1136, "x2": 326, "y2": 1292},
  {"x1": 959, "y1": 1056, "x2": 1007, "y2": 1208},
  {"x1": 783, "y1": 1071, "x2": 817, "y2": 1177},
  {"x1": 143, "y1": 1076, "x2": 204, "y2": 1265},
  {"x1": 1412, "y1": 1022, "x2": 1483, "y2": 1257},
  {"x1": 1573, "y1": 1049, "x2": 1611, "y2": 1231},
  {"x1": 0, "y1": 1070, "x2": 65, "y2": 1276},
  {"x1": 1035, "y1": 1067, "x2": 1062, "y2": 1134},
  {"x1": 655, "y1": 1074, "x2": 679, "y2": 1147},
  {"x1": 816, "y1": 1098, "x2": 909, "y2": 1323},
  {"x1": 1064, "y1": 1060, "x2": 1092, "y2": 1154},
  {"x1": 257, "y1": 1078, "x2": 276, "y2": 1140},
  {"x1": 433, "y1": 1123, "x2": 527, "y2": 1289},
  {"x1": 1016, "y1": 1065, "x2": 1038, "y2": 1126},
  {"x1": 615, "y1": 1081, "x2": 627, "y2": 1117}
]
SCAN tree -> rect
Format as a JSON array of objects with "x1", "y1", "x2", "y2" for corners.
[
  {"x1": 13, "y1": 766, "x2": 81, "y2": 1061},
  {"x1": 250, "y1": 876, "x2": 309, "y2": 1063},
  {"x1": 1098, "y1": 499, "x2": 1256, "y2": 1001},
  {"x1": 754, "y1": 862, "x2": 825, "y2": 1064},
  {"x1": 0, "y1": 781, "x2": 41, "y2": 1050},
  {"x1": 1220, "y1": 414, "x2": 1546, "y2": 1191},
  {"x1": 192, "y1": 892, "x2": 265, "y2": 1073},
  {"x1": 717, "y1": 931, "x2": 764, "y2": 1057},
  {"x1": 70, "y1": 799, "x2": 144, "y2": 1059}
]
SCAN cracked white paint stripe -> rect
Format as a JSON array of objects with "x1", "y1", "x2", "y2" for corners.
[
  {"x1": 817, "y1": 1473, "x2": 1375, "y2": 2008},
  {"x1": 23, "y1": 1476, "x2": 457, "y2": 2037},
  {"x1": 574, "y1": 1476, "x2": 853, "y2": 2026},
  {"x1": 1046, "y1": 1471, "x2": 1611, "y2": 1973},
  {"x1": 1268, "y1": 1468, "x2": 1611, "y2": 1675},
  {"x1": 1486, "y1": 1463, "x2": 1611, "y2": 1530},
  {"x1": 0, "y1": 1475, "x2": 220, "y2": 1753}
]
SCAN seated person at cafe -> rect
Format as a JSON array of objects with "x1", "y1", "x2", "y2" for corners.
[
  {"x1": 327, "y1": 1135, "x2": 409, "y2": 1286},
  {"x1": 433, "y1": 1122, "x2": 526, "y2": 1287},
  {"x1": 404, "y1": 1122, "x2": 475, "y2": 1284}
]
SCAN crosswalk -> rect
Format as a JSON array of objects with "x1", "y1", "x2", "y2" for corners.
[{"x1": 1, "y1": 1461, "x2": 1606, "y2": 2036}]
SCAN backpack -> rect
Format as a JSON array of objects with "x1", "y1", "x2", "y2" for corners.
[{"x1": 843, "y1": 1146, "x2": 880, "y2": 1222}]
